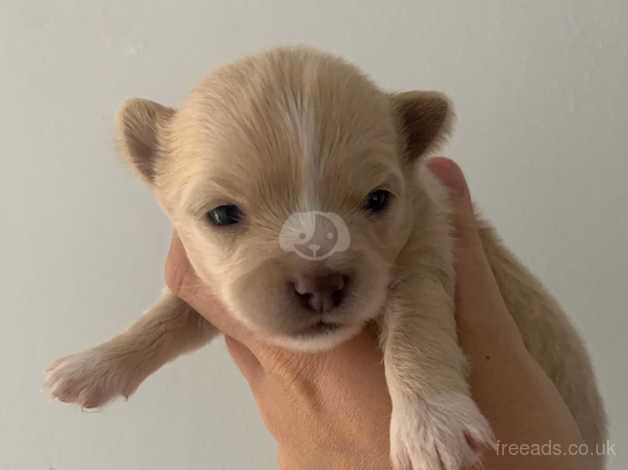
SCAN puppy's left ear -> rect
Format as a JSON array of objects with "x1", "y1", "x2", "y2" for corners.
[{"x1": 391, "y1": 91, "x2": 453, "y2": 161}]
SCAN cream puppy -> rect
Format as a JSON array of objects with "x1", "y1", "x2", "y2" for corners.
[{"x1": 46, "y1": 47, "x2": 606, "y2": 470}]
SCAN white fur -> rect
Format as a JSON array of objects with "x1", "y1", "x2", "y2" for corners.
[
  {"x1": 45, "y1": 350, "x2": 135, "y2": 409},
  {"x1": 269, "y1": 323, "x2": 363, "y2": 353},
  {"x1": 283, "y1": 86, "x2": 320, "y2": 213},
  {"x1": 390, "y1": 392, "x2": 494, "y2": 470}
]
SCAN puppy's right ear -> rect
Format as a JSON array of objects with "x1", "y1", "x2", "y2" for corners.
[
  {"x1": 391, "y1": 91, "x2": 453, "y2": 161},
  {"x1": 116, "y1": 98, "x2": 175, "y2": 184}
]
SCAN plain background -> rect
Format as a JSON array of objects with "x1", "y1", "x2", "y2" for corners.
[{"x1": 1, "y1": 1, "x2": 626, "y2": 469}]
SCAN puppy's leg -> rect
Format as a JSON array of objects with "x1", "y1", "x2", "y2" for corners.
[
  {"x1": 45, "y1": 288, "x2": 217, "y2": 408},
  {"x1": 382, "y1": 277, "x2": 493, "y2": 470}
]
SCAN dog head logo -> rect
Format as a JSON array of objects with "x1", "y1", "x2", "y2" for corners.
[{"x1": 279, "y1": 211, "x2": 351, "y2": 261}]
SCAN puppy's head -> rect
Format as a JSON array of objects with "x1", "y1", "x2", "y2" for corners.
[{"x1": 117, "y1": 47, "x2": 451, "y2": 351}]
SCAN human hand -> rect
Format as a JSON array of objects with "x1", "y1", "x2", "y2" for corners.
[
  {"x1": 428, "y1": 157, "x2": 587, "y2": 470},
  {"x1": 165, "y1": 158, "x2": 588, "y2": 470}
]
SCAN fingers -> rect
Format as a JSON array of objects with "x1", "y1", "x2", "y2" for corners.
[
  {"x1": 426, "y1": 158, "x2": 524, "y2": 349},
  {"x1": 164, "y1": 235, "x2": 256, "y2": 345},
  {"x1": 225, "y1": 336, "x2": 262, "y2": 381},
  {"x1": 427, "y1": 157, "x2": 486, "y2": 267},
  {"x1": 429, "y1": 161, "x2": 588, "y2": 468}
]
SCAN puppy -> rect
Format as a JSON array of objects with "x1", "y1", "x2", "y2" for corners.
[{"x1": 46, "y1": 47, "x2": 606, "y2": 469}]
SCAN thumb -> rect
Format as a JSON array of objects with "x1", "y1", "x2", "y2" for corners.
[
  {"x1": 426, "y1": 157, "x2": 493, "y2": 287},
  {"x1": 426, "y1": 157, "x2": 526, "y2": 352},
  {"x1": 426, "y1": 157, "x2": 483, "y2": 253}
]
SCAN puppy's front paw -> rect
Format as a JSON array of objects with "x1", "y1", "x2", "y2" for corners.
[
  {"x1": 390, "y1": 392, "x2": 494, "y2": 470},
  {"x1": 45, "y1": 348, "x2": 142, "y2": 408}
]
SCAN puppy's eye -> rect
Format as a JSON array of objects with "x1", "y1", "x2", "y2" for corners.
[
  {"x1": 364, "y1": 189, "x2": 391, "y2": 213},
  {"x1": 207, "y1": 204, "x2": 243, "y2": 226}
]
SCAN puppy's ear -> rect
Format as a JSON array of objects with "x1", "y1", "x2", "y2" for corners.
[
  {"x1": 116, "y1": 98, "x2": 175, "y2": 184},
  {"x1": 391, "y1": 91, "x2": 453, "y2": 161}
]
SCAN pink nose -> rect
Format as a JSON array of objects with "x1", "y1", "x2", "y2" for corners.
[{"x1": 292, "y1": 272, "x2": 348, "y2": 313}]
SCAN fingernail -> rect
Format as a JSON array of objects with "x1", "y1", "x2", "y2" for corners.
[{"x1": 427, "y1": 157, "x2": 467, "y2": 196}]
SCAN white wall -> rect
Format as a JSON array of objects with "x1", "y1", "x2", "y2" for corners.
[{"x1": 1, "y1": 1, "x2": 626, "y2": 469}]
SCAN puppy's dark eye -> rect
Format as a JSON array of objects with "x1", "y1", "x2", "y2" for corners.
[
  {"x1": 364, "y1": 189, "x2": 391, "y2": 213},
  {"x1": 207, "y1": 204, "x2": 243, "y2": 226}
]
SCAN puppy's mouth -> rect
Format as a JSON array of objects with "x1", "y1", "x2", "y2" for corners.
[{"x1": 295, "y1": 320, "x2": 342, "y2": 337}]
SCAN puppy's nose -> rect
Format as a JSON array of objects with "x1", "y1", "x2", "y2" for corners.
[
  {"x1": 308, "y1": 243, "x2": 321, "y2": 255},
  {"x1": 292, "y1": 272, "x2": 348, "y2": 313}
]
